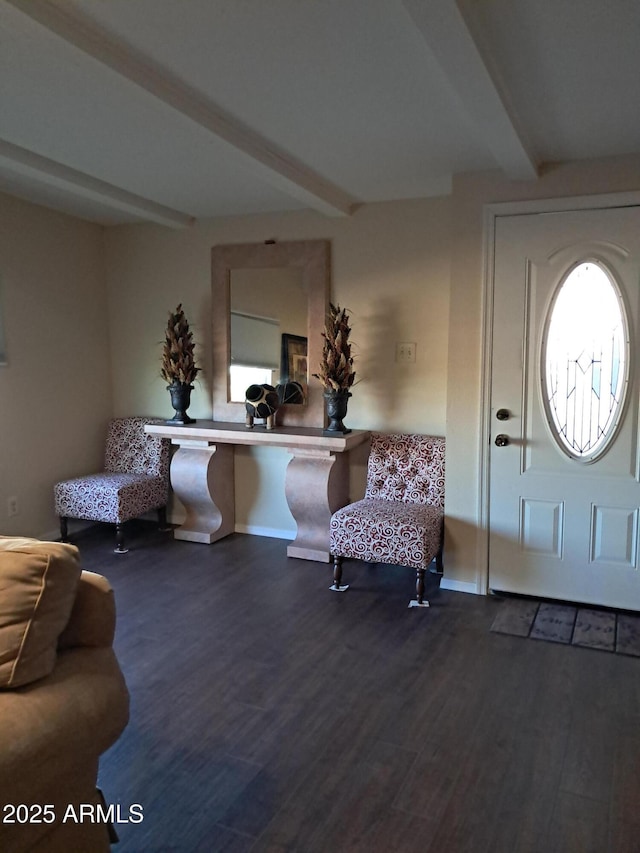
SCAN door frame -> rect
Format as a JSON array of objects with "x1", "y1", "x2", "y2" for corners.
[{"x1": 478, "y1": 190, "x2": 640, "y2": 595}]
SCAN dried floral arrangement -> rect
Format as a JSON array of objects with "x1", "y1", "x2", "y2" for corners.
[
  {"x1": 313, "y1": 302, "x2": 356, "y2": 392},
  {"x1": 161, "y1": 304, "x2": 200, "y2": 386}
]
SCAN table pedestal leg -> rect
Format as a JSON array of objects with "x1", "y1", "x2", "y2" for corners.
[
  {"x1": 170, "y1": 441, "x2": 235, "y2": 543},
  {"x1": 285, "y1": 449, "x2": 348, "y2": 562}
]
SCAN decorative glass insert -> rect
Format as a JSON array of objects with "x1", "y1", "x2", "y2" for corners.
[{"x1": 542, "y1": 260, "x2": 629, "y2": 461}]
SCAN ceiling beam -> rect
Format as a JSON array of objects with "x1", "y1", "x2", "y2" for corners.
[
  {"x1": 6, "y1": 0, "x2": 357, "y2": 217},
  {"x1": 0, "y1": 139, "x2": 194, "y2": 228},
  {"x1": 403, "y1": 0, "x2": 538, "y2": 181}
]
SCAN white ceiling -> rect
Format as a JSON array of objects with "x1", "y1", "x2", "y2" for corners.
[{"x1": 1, "y1": 0, "x2": 639, "y2": 227}]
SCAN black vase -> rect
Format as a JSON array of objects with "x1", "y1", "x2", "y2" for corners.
[
  {"x1": 323, "y1": 390, "x2": 352, "y2": 435},
  {"x1": 167, "y1": 382, "x2": 195, "y2": 425}
]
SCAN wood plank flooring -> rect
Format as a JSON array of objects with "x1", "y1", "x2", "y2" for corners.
[{"x1": 68, "y1": 522, "x2": 640, "y2": 853}]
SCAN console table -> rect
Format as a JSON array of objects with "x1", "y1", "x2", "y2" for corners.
[{"x1": 145, "y1": 421, "x2": 370, "y2": 562}]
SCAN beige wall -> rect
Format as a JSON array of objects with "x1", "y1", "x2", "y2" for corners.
[
  {"x1": 104, "y1": 198, "x2": 452, "y2": 536},
  {"x1": 446, "y1": 154, "x2": 640, "y2": 593},
  {"x1": 6, "y1": 152, "x2": 640, "y2": 588},
  {"x1": 0, "y1": 192, "x2": 112, "y2": 538}
]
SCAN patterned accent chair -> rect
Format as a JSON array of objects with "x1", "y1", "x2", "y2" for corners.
[
  {"x1": 329, "y1": 433, "x2": 445, "y2": 607},
  {"x1": 54, "y1": 417, "x2": 171, "y2": 554}
]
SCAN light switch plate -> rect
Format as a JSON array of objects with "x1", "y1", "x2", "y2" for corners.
[{"x1": 396, "y1": 342, "x2": 416, "y2": 363}]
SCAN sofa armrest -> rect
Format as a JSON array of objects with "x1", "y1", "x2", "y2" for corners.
[{"x1": 57, "y1": 571, "x2": 116, "y2": 650}]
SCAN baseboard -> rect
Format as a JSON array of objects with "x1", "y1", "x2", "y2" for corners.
[
  {"x1": 39, "y1": 519, "x2": 94, "y2": 542},
  {"x1": 168, "y1": 510, "x2": 185, "y2": 527},
  {"x1": 234, "y1": 523, "x2": 295, "y2": 541},
  {"x1": 39, "y1": 529, "x2": 62, "y2": 542},
  {"x1": 168, "y1": 509, "x2": 295, "y2": 542},
  {"x1": 439, "y1": 577, "x2": 480, "y2": 595}
]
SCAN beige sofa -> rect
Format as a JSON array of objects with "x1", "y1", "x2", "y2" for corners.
[{"x1": 0, "y1": 537, "x2": 129, "y2": 853}]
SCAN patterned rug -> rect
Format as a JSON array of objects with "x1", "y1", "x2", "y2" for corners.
[{"x1": 490, "y1": 597, "x2": 640, "y2": 656}]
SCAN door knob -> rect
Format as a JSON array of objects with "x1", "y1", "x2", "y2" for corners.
[
  {"x1": 495, "y1": 434, "x2": 510, "y2": 447},
  {"x1": 496, "y1": 408, "x2": 510, "y2": 421}
]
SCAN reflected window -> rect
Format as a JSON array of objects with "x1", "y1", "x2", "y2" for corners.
[
  {"x1": 542, "y1": 260, "x2": 629, "y2": 461},
  {"x1": 230, "y1": 365, "x2": 276, "y2": 403},
  {"x1": 229, "y1": 267, "x2": 307, "y2": 403}
]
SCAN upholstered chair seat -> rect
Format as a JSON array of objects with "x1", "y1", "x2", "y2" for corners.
[
  {"x1": 54, "y1": 417, "x2": 170, "y2": 553},
  {"x1": 330, "y1": 433, "x2": 445, "y2": 607}
]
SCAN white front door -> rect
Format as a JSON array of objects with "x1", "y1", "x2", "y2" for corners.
[{"x1": 488, "y1": 205, "x2": 640, "y2": 610}]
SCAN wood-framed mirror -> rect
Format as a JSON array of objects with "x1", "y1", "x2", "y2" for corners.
[{"x1": 212, "y1": 239, "x2": 330, "y2": 428}]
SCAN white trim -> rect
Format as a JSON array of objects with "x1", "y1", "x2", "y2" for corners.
[
  {"x1": 39, "y1": 528, "x2": 63, "y2": 542},
  {"x1": 168, "y1": 510, "x2": 295, "y2": 541},
  {"x1": 7, "y1": 0, "x2": 356, "y2": 218},
  {"x1": 480, "y1": 190, "x2": 640, "y2": 596},
  {"x1": 39, "y1": 519, "x2": 93, "y2": 542},
  {"x1": 169, "y1": 510, "x2": 186, "y2": 526},
  {"x1": 440, "y1": 577, "x2": 479, "y2": 595},
  {"x1": 485, "y1": 190, "x2": 640, "y2": 221},
  {"x1": 234, "y1": 523, "x2": 295, "y2": 541},
  {"x1": 402, "y1": 0, "x2": 537, "y2": 180},
  {"x1": 0, "y1": 138, "x2": 194, "y2": 229}
]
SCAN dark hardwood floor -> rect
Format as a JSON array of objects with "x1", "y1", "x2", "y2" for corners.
[{"x1": 70, "y1": 522, "x2": 640, "y2": 853}]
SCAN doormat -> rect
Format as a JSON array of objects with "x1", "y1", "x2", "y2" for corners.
[{"x1": 490, "y1": 598, "x2": 640, "y2": 656}]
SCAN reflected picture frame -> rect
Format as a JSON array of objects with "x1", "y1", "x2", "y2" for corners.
[{"x1": 281, "y1": 334, "x2": 308, "y2": 386}]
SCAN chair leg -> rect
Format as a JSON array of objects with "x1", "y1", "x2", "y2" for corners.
[
  {"x1": 433, "y1": 543, "x2": 444, "y2": 575},
  {"x1": 416, "y1": 567, "x2": 425, "y2": 603},
  {"x1": 59, "y1": 517, "x2": 68, "y2": 543},
  {"x1": 157, "y1": 506, "x2": 171, "y2": 531},
  {"x1": 96, "y1": 788, "x2": 119, "y2": 844},
  {"x1": 330, "y1": 555, "x2": 349, "y2": 592},
  {"x1": 408, "y1": 567, "x2": 430, "y2": 608},
  {"x1": 431, "y1": 519, "x2": 445, "y2": 575},
  {"x1": 114, "y1": 523, "x2": 129, "y2": 554}
]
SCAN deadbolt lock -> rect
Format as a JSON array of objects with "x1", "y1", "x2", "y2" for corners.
[{"x1": 496, "y1": 408, "x2": 510, "y2": 421}]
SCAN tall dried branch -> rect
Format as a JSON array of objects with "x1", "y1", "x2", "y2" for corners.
[
  {"x1": 160, "y1": 303, "x2": 200, "y2": 385},
  {"x1": 312, "y1": 303, "x2": 356, "y2": 392}
]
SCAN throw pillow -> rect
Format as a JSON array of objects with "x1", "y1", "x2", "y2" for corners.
[{"x1": 0, "y1": 537, "x2": 82, "y2": 688}]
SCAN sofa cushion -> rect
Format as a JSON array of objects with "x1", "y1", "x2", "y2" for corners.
[{"x1": 0, "y1": 537, "x2": 82, "y2": 688}]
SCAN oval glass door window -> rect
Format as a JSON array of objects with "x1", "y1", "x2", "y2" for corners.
[{"x1": 542, "y1": 260, "x2": 629, "y2": 461}]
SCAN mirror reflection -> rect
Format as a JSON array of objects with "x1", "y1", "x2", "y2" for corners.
[{"x1": 229, "y1": 267, "x2": 308, "y2": 403}]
